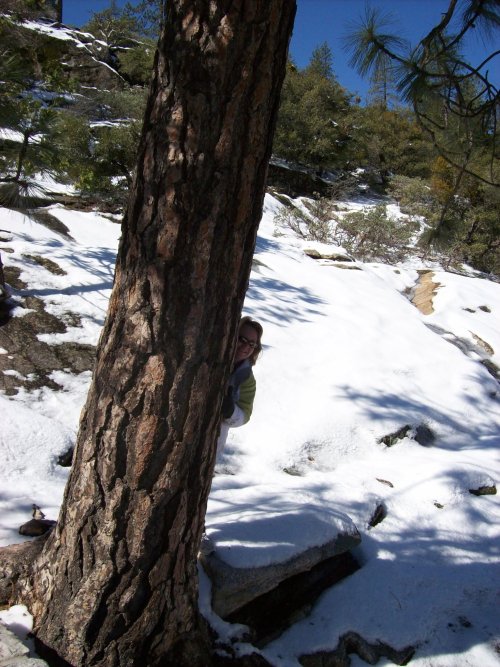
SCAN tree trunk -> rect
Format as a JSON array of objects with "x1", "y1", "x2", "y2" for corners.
[
  {"x1": 18, "y1": 1, "x2": 296, "y2": 666},
  {"x1": 14, "y1": 129, "x2": 31, "y2": 181},
  {"x1": 0, "y1": 251, "x2": 5, "y2": 290},
  {"x1": 56, "y1": 0, "x2": 63, "y2": 24}
]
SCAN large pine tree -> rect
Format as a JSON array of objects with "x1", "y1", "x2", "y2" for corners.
[{"x1": 19, "y1": 2, "x2": 297, "y2": 666}]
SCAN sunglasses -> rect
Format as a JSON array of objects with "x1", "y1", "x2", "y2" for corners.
[{"x1": 238, "y1": 335, "x2": 259, "y2": 350}]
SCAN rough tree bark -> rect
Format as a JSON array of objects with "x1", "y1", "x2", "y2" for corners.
[
  {"x1": 17, "y1": 1, "x2": 296, "y2": 666},
  {"x1": 0, "y1": 252, "x2": 5, "y2": 291}
]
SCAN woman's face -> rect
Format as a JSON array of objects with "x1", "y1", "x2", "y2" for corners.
[{"x1": 234, "y1": 323, "x2": 259, "y2": 363}]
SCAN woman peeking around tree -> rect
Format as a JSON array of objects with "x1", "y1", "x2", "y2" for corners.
[{"x1": 217, "y1": 316, "x2": 263, "y2": 460}]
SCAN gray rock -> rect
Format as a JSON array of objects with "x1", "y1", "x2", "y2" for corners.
[
  {"x1": 299, "y1": 631, "x2": 415, "y2": 667},
  {"x1": 304, "y1": 248, "x2": 354, "y2": 262},
  {"x1": 18, "y1": 519, "x2": 56, "y2": 537},
  {"x1": 378, "y1": 425, "x2": 411, "y2": 447},
  {"x1": 200, "y1": 528, "x2": 360, "y2": 618},
  {"x1": 0, "y1": 624, "x2": 29, "y2": 662},
  {"x1": 469, "y1": 485, "x2": 497, "y2": 496},
  {"x1": 227, "y1": 551, "x2": 361, "y2": 646},
  {"x1": 368, "y1": 503, "x2": 387, "y2": 528},
  {"x1": 0, "y1": 623, "x2": 49, "y2": 666},
  {"x1": 414, "y1": 424, "x2": 436, "y2": 447},
  {"x1": 0, "y1": 291, "x2": 95, "y2": 396},
  {"x1": 0, "y1": 659, "x2": 49, "y2": 667}
]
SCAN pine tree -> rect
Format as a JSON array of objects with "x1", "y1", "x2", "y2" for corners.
[
  {"x1": 273, "y1": 46, "x2": 353, "y2": 169},
  {"x1": 351, "y1": 103, "x2": 434, "y2": 184},
  {"x1": 124, "y1": 0, "x2": 165, "y2": 39},
  {"x1": 345, "y1": 0, "x2": 499, "y2": 269},
  {"x1": 0, "y1": 17, "x2": 67, "y2": 205},
  {"x1": 83, "y1": 5, "x2": 141, "y2": 48},
  {"x1": 19, "y1": 3, "x2": 297, "y2": 666},
  {"x1": 305, "y1": 41, "x2": 335, "y2": 81},
  {"x1": 344, "y1": 0, "x2": 499, "y2": 187}
]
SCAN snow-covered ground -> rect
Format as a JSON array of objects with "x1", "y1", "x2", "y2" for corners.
[{"x1": 0, "y1": 195, "x2": 499, "y2": 667}]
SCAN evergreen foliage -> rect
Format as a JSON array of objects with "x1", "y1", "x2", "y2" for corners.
[
  {"x1": 342, "y1": 0, "x2": 499, "y2": 272},
  {"x1": 0, "y1": 15, "x2": 72, "y2": 205},
  {"x1": 0, "y1": 2, "x2": 153, "y2": 208},
  {"x1": 82, "y1": 6, "x2": 141, "y2": 49},
  {"x1": 117, "y1": 40, "x2": 156, "y2": 85},
  {"x1": 122, "y1": 0, "x2": 164, "y2": 40},
  {"x1": 0, "y1": 0, "x2": 58, "y2": 21},
  {"x1": 273, "y1": 198, "x2": 419, "y2": 263},
  {"x1": 0, "y1": 1, "x2": 498, "y2": 273},
  {"x1": 273, "y1": 199, "x2": 335, "y2": 243},
  {"x1": 273, "y1": 45, "x2": 353, "y2": 169},
  {"x1": 335, "y1": 204, "x2": 419, "y2": 261},
  {"x1": 350, "y1": 104, "x2": 435, "y2": 184},
  {"x1": 344, "y1": 6, "x2": 405, "y2": 110},
  {"x1": 344, "y1": 0, "x2": 499, "y2": 188},
  {"x1": 389, "y1": 168, "x2": 499, "y2": 273}
]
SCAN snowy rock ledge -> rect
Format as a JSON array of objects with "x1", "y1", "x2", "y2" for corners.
[
  {"x1": 0, "y1": 623, "x2": 48, "y2": 667},
  {"x1": 200, "y1": 506, "x2": 360, "y2": 621}
]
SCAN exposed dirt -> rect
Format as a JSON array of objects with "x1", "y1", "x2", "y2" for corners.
[{"x1": 0, "y1": 267, "x2": 95, "y2": 395}]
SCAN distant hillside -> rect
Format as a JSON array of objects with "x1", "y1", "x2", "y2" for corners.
[{"x1": 1, "y1": 14, "x2": 125, "y2": 90}]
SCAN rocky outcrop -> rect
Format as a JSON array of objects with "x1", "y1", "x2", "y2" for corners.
[
  {"x1": 378, "y1": 423, "x2": 436, "y2": 448},
  {"x1": 0, "y1": 282, "x2": 96, "y2": 395},
  {"x1": 18, "y1": 519, "x2": 56, "y2": 537},
  {"x1": 299, "y1": 631, "x2": 415, "y2": 667},
  {"x1": 303, "y1": 248, "x2": 354, "y2": 262},
  {"x1": 267, "y1": 160, "x2": 333, "y2": 198},
  {"x1": 0, "y1": 622, "x2": 49, "y2": 667},
  {"x1": 57, "y1": 28, "x2": 126, "y2": 92},
  {"x1": 201, "y1": 528, "x2": 360, "y2": 620},
  {"x1": 469, "y1": 485, "x2": 497, "y2": 496},
  {"x1": 200, "y1": 522, "x2": 361, "y2": 646},
  {"x1": 7, "y1": 17, "x2": 125, "y2": 93},
  {"x1": 227, "y1": 551, "x2": 360, "y2": 646}
]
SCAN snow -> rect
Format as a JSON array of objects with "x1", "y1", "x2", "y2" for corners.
[
  {"x1": 207, "y1": 482, "x2": 357, "y2": 568},
  {"x1": 18, "y1": 19, "x2": 95, "y2": 46},
  {"x1": 0, "y1": 128, "x2": 36, "y2": 143},
  {"x1": 5, "y1": 16, "x2": 124, "y2": 84},
  {"x1": 1, "y1": 194, "x2": 499, "y2": 667}
]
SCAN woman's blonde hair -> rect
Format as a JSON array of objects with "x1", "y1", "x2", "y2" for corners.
[{"x1": 239, "y1": 316, "x2": 263, "y2": 366}]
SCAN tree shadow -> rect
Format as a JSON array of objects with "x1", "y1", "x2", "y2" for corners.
[
  {"x1": 207, "y1": 475, "x2": 499, "y2": 664},
  {"x1": 7, "y1": 239, "x2": 117, "y2": 322},
  {"x1": 337, "y1": 383, "x2": 500, "y2": 452},
  {"x1": 207, "y1": 490, "x2": 355, "y2": 566},
  {"x1": 244, "y1": 274, "x2": 327, "y2": 327},
  {"x1": 254, "y1": 236, "x2": 284, "y2": 255},
  {"x1": 341, "y1": 499, "x2": 500, "y2": 662}
]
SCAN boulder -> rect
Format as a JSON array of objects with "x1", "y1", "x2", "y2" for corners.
[
  {"x1": 299, "y1": 631, "x2": 415, "y2": 667},
  {"x1": 303, "y1": 248, "x2": 354, "y2": 262},
  {"x1": 0, "y1": 622, "x2": 49, "y2": 666},
  {"x1": 469, "y1": 485, "x2": 497, "y2": 496},
  {"x1": 200, "y1": 525, "x2": 360, "y2": 619},
  {"x1": 226, "y1": 551, "x2": 360, "y2": 646},
  {"x1": 18, "y1": 519, "x2": 56, "y2": 537},
  {"x1": 414, "y1": 424, "x2": 436, "y2": 447}
]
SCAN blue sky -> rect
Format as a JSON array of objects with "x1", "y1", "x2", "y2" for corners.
[{"x1": 63, "y1": 0, "x2": 498, "y2": 102}]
